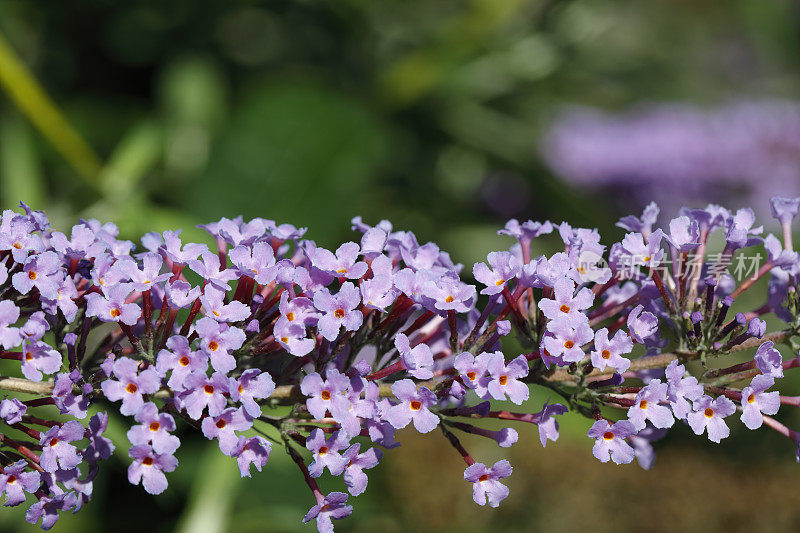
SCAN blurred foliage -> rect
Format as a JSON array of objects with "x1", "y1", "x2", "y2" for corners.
[{"x1": 1, "y1": 0, "x2": 800, "y2": 531}]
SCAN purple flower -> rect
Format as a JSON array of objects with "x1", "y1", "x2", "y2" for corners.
[
  {"x1": 84, "y1": 412, "x2": 115, "y2": 463},
  {"x1": 274, "y1": 319, "x2": 316, "y2": 356},
  {"x1": 770, "y1": 196, "x2": 800, "y2": 226},
  {"x1": 127, "y1": 445, "x2": 178, "y2": 495},
  {"x1": 0, "y1": 460, "x2": 40, "y2": 506},
  {"x1": 499, "y1": 219, "x2": 553, "y2": 241},
  {"x1": 687, "y1": 395, "x2": 736, "y2": 443},
  {"x1": 627, "y1": 304, "x2": 658, "y2": 343},
  {"x1": 587, "y1": 419, "x2": 637, "y2": 464},
  {"x1": 46, "y1": 277, "x2": 79, "y2": 322},
  {"x1": 127, "y1": 402, "x2": 181, "y2": 455},
  {"x1": 763, "y1": 234, "x2": 799, "y2": 268},
  {"x1": 665, "y1": 360, "x2": 703, "y2": 420},
  {"x1": 0, "y1": 398, "x2": 26, "y2": 425},
  {"x1": 542, "y1": 317, "x2": 594, "y2": 364},
  {"x1": 301, "y1": 370, "x2": 351, "y2": 419},
  {"x1": 302, "y1": 492, "x2": 353, "y2": 533},
  {"x1": 180, "y1": 372, "x2": 229, "y2": 419},
  {"x1": 740, "y1": 375, "x2": 780, "y2": 430},
  {"x1": 86, "y1": 284, "x2": 141, "y2": 326},
  {"x1": 312, "y1": 242, "x2": 368, "y2": 280},
  {"x1": 725, "y1": 208, "x2": 762, "y2": 250},
  {"x1": 533, "y1": 401, "x2": 568, "y2": 447},
  {"x1": 453, "y1": 352, "x2": 489, "y2": 396},
  {"x1": 232, "y1": 436, "x2": 272, "y2": 477},
  {"x1": 51, "y1": 373, "x2": 89, "y2": 419},
  {"x1": 156, "y1": 335, "x2": 208, "y2": 391},
  {"x1": 188, "y1": 251, "x2": 238, "y2": 291},
  {"x1": 51, "y1": 224, "x2": 105, "y2": 260},
  {"x1": 463, "y1": 460, "x2": 512, "y2": 508},
  {"x1": 590, "y1": 328, "x2": 633, "y2": 373},
  {"x1": 101, "y1": 357, "x2": 161, "y2": 416},
  {"x1": 385, "y1": 379, "x2": 439, "y2": 433},
  {"x1": 620, "y1": 230, "x2": 665, "y2": 269},
  {"x1": 200, "y1": 286, "x2": 251, "y2": 323},
  {"x1": 278, "y1": 291, "x2": 319, "y2": 327},
  {"x1": 202, "y1": 407, "x2": 253, "y2": 455},
  {"x1": 394, "y1": 333, "x2": 434, "y2": 380},
  {"x1": 538, "y1": 277, "x2": 594, "y2": 321},
  {"x1": 117, "y1": 253, "x2": 170, "y2": 292},
  {"x1": 473, "y1": 251, "x2": 521, "y2": 295},
  {"x1": 617, "y1": 203, "x2": 659, "y2": 235},
  {"x1": 482, "y1": 352, "x2": 529, "y2": 404},
  {"x1": 342, "y1": 443, "x2": 382, "y2": 496},
  {"x1": 360, "y1": 269, "x2": 398, "y2": 312},
  {"x1": 162, "y1": 230, "x2": 208, "y2": 265},
  {"x1": 0, "y1": 217, "x2": 44, "y2": 263},
  {"x1": 20, "y1": 340, "x2": 62, "y2": 382},
  {"x1": 229, "y1": 369, "x2": 275, "y2": 418},
  {"x1": 228, "y1": 242, "x2": 277, "y2": 284},
  {"x1": 422, "y1": 272, "x2": 475, "y2": 313},
  {"x1": 0, "y1": 300, "x2": 21, "y2": 349},
  {"x1": 39, "y1": 421, "x2": 85, "y2": 472},
  {"x1": 165, "y1": 280, "x2": 202, "y2": 309},
  {"x1": 754, "y1": 341, "x2": 783, "y2": 378},
  {"x1": 195, "y1": 317, "x2": 245, "y2": 373},
  {"x1": 25, "y1": 493, "x2": 74, "y2": 530},
  {"x1": 314, "y1": 282, "x2": 363, "y2": 341},
  {"x1": 306, "y1": 429, "x2": 350, "y2": 477},
  {"x1": 12, "y1": 251, "x2": 62, "y2": 299},
  {"x1": 663, "y1": 216, "x2": 700, "y2": 252},
  {"x1": 627, "y1": 380, "x2": 674, "y2": 430}
]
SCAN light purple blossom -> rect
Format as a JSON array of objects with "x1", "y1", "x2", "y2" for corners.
[
  {"x1": 533, "y1": 401, "x2": 568, "y2": 447},
  {"x1": 232, "y1": 436, "x2": 272, "y2": 477},
  {"x1": 627, "y1": 304, "x2": 658, "y2": 343},
  {"x1": 0, "y1": 460, "x2": 40, "y2": 507},
  {"x1": 587, "y1": 419, "x2": 637, "y2": 464},
  {"x1": 539, "y1": 277, "x2": 594, "y2": 321},
  {"x1": 453, "y1": 352, "x2": 489, "y2": 396},
  {"x1": 229, "y1": 369, "x2": 275, "y2": 418},
  {"x1": 39, "y1": 421, "x2": 85, "y2": 472},
  {"x1": 687, "y1": 395, "x2": 736, "y2": 443},
  {"x1": 306, "y1": 429, "x2": 350, "y2": 477},
  {"x1": 394, "y1": 333, "x2": 434, "y2": 380},
  {"x1": 312, "y1": 242, "x2": 368, "y2": 280},
  {"x1": 127, "y1": 445, "x2": 178, "y2": 495},
  {"x1": 542, "y1": 317, "x2": 594, "y2": 364},
  {"x1": 754, "y1": 341, "x2": 784, "y2": 378},
  {"x1": 195, "y1": 317, "x2": 245, "y2": 373},
  {"x1": 126, "y1": 402, "x2": 181, "y2": 455},
  {"x1": 20, "y1": 341, "x2": 62, "y2": 382},
  {"x1": 180, "y1": 372, "x2": 229, "y2": 419},
  {"x1": 156, "y1": 335, "x2": 208, "y2": 391},
  {"x1": 665, "y1": 360, "x2": 703, "y2": 420},
  {"x1": 0, "y1": 300, "x2": 21, "y2": 349},
  {"x1": 627, "y1": 380, "x2": 674, "y2": 430},
  {"x1": 314, "y1": 282, "x2": 363, "y2": 341},
  {"x1": 740, "y1": 375, "x2": 780, "y2": 430},
  {"x1": 482, "y1": 352, "x2": 529, "y2": 404},
  {"x1": 422, "y1": 271, "x2": 475, "y2": 313},
  {"x1": 302, "y1": 492, "x2": 352, "y2": 533},
  {"x1": 463, "y1": 460, "x2": 512, "y2": 508},
  {"x1": 473, "y1": 251, "x2": 521, "y2": 295},
  {"x1": 201, "y1": 407, "x2": 253, "y2": 455},
  {"x1": 12, "y1": 251, "x2": 62, "y2": 299},
  {"x1": 228, "y1": 242, "x2": 277, "y2": 284},
  {"x1": 590, "y1": 327, "x2": 633, "y2": 372},
  {"x1": 385, "y1": 379, "x2": 439, "y2": 433},
  {"x1": 86, "y1": 284, "x2": 141, "y2": 326},
  {"x1": 342, "y1": 443, "x2": 382, "y2": 496},
  {"x1": 0, "y1": 398, "x2": 26, "y2": 425},
  {"x1": 301, "y1": 369, "x2": 351, "y2": 419},
  {"x1": 101, "y1": 357, "x2": 160, "y2": 416},
  {"x1": 188, "y1": 251, "x2": 238, "y2": 291}
]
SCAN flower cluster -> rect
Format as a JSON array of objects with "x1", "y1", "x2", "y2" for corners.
[{"x1": 1, "y1": 199, "x2": 800, "y2": 531}]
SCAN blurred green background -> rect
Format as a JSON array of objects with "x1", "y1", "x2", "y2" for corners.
[{"x1": 1, "y1": 1, "x2": 800, "y2": 531}]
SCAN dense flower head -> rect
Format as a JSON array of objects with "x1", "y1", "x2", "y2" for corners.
[{"x1": 1, "y1": 198, "x2": 800, "y2": 531}]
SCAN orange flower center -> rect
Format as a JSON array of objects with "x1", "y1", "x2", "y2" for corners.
[
  {"x1": 125, "y1": 383, "x2": 138, "y2": 394},
  {"x1": 12, "y1": 242, "x2": 21, "y2": 249},
  {"x1": 563, "y1": 340, "x2": 574, "y2": 349},
  {"x1": 319, "y1": 446, "x2": 329, "y2": 455},
  {"x1": 179, "y1": 356, "x2": 190, "y2": 366},
  {"x1": 280, "y1": 336, "x2": 289, "y2": 343},
  {"x1": 49, "y1": 438, "x2": 59, "y2": 447},
  {"x1": 466, "y1": 371, "x2": 477, "y2": 381},
  {"x1": 142, "y1": 457, "x2": 154, "y2": 466},
  {"x1": 498, "y1": 375, "x2": 508, "y2": 386},
  {"x1": 109, "y1": 308, "x2": 121, "y2": 318},
  {"x1": 601, "y1": 350, "x2": 611, "y2": 360},
  {"x1": 336, "y1": 268, "x2": 347, "y2": 274},
  {"x1": 639, "y1": 400, "x2": 648, "y2": 410},
  {"x1": 704, "y1": 408, "x2": 714, "y2": 418},
  {"x1": 204, "y1": 385, "x2": 215, "y2": 394},
  {"x1": 321, "y1": 390, "x2": 331, "y2": 401},
  {"x1": 28, "y1": 271, "x2": 37, "y2": 280},
  {"x1": 286, "y1": 312, "x2": 295, "y2": 321},
  {"x1": 216, "y1": 419, "x2": 226, "y2": 429},
  {"x1": 208, "y1": 341, "x2": 219, "y2": 351},
  {"x1": 495, "y1": 279, "x2": 504, "y2": 286},
  {"x1": 6, "y1": 475, "x2": 16, "y2": 484},
  {"x1": 410, "y1": 400, "x2": 422, "y2": 411},
  {"x1": 603, "y1": 431, "x2": 614, "y2": 441},
  {"x1": 149, "y1": 422, "x2": 160, "y2": 432},
  {"x1": 25, "y1": 352, "x2": 32, "y2": 361},
  {"x1": 445, "y1": 296, "x2": 455, "y2": 303},
  {"x1": 747, "y1": 394, "x2": 756, "y2": 404},
  {"x1": 560, "y1": 304, "x2": 571, "y2": 313},
  {"x1": 334, "y1": 308, "x2": 345, "y2": 319},
  {"x1": 479, "y1": 474, "x2": 489, "y2": 482}
]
